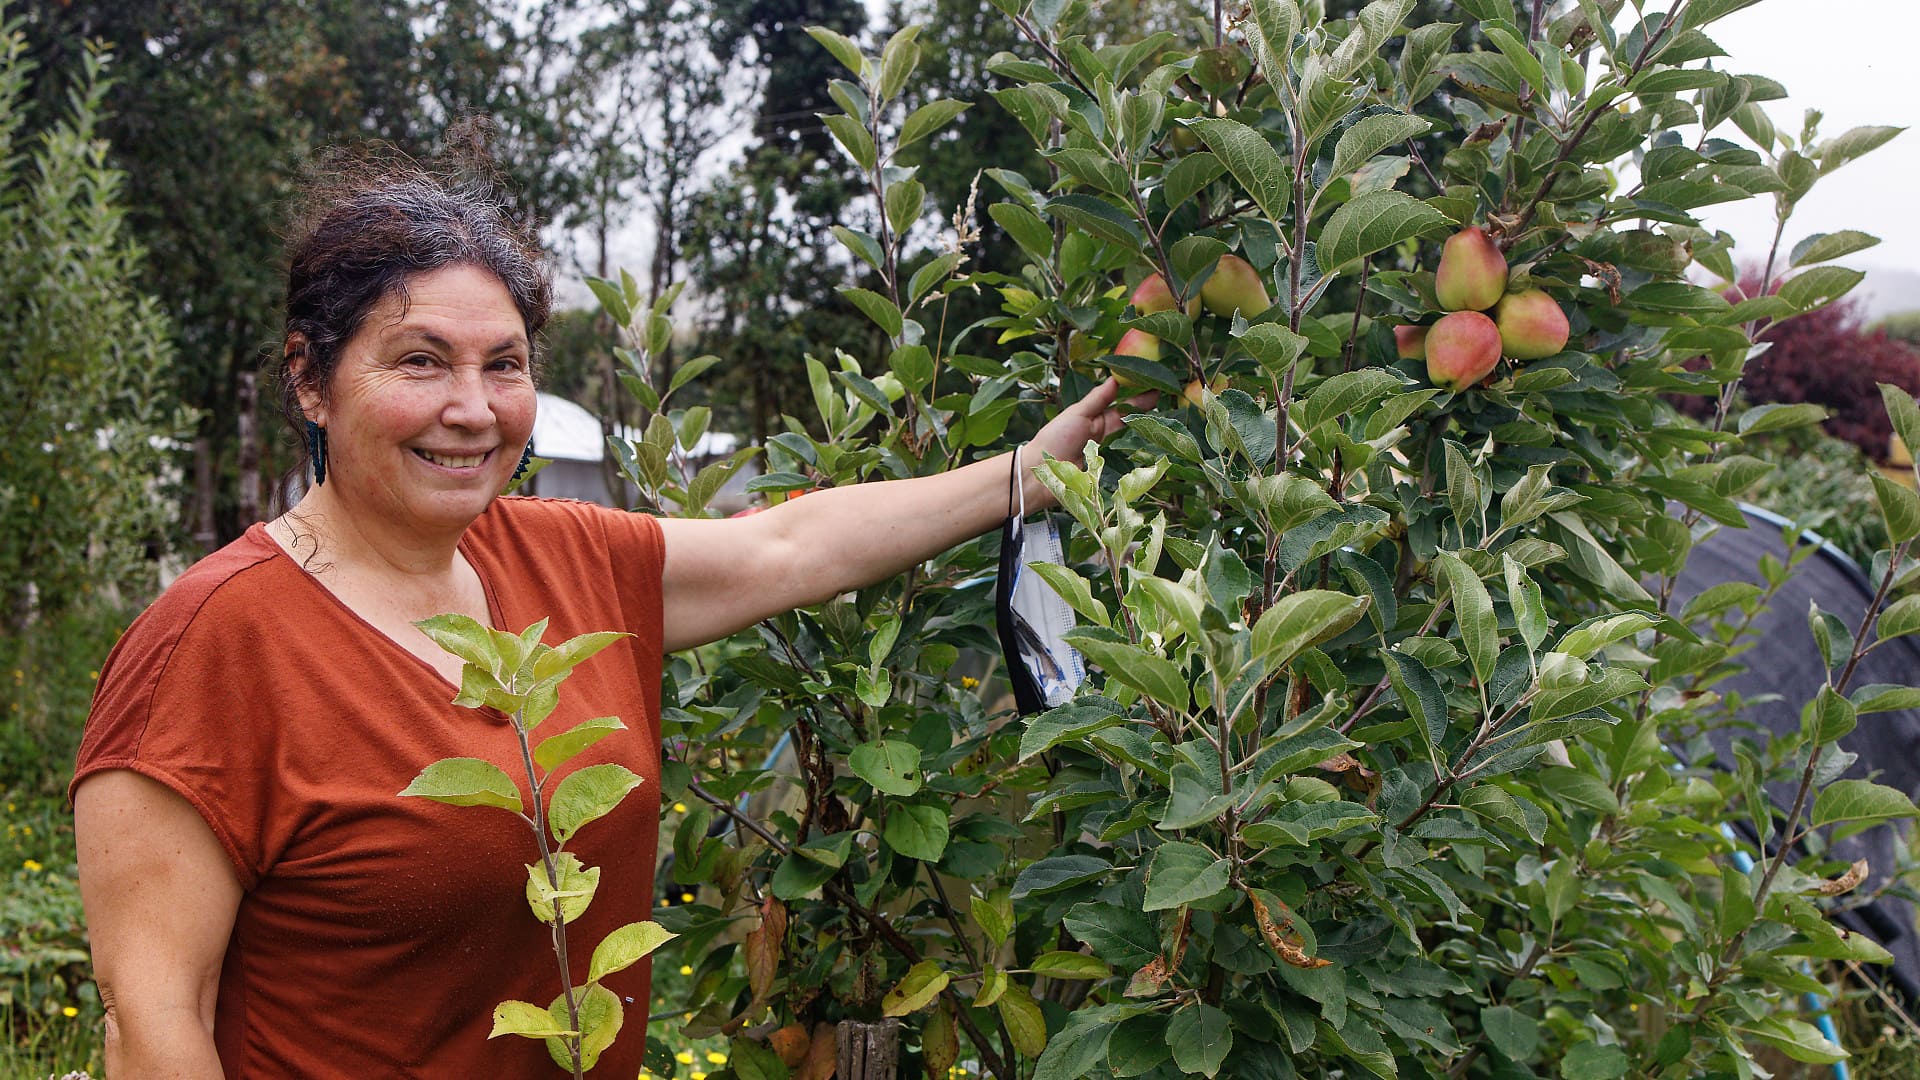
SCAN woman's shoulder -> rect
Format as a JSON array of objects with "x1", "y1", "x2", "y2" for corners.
[
  {"x1": 130, "y1": 525, "x2": 299, "y2": 643},
  {"x1": 469, "y1": 496, "x2": 663, "y2": 560}
]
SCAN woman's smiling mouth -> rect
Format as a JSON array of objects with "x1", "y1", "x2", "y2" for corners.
[{"x1": 413, "y1": 448, "x2": 492, "y2": 469}]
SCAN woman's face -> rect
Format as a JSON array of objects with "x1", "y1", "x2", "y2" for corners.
[{"x1": 297, "y1": 263, "x2": 536, "y2": 538}]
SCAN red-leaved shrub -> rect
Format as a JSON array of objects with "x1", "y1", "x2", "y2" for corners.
[{"x1": 1677, "y1": 274, "x2": 1920, "y2": 459}]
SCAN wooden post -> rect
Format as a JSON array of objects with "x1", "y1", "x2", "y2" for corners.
[{"x1": 836, "y1": 1019, "x2": 903, "y2": 1080}]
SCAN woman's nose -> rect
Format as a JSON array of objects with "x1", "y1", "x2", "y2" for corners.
[{"x1": 442, "y1": 368, "x2": 497, "y2": 431}]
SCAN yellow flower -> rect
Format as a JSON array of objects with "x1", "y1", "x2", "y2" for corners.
[
  {"x1": 675, "y1": 1051, "x2": 695, "y2": 1065},
  {"x1": 692, "y1": 1073, "x2": 707, "y2": 1080},
  {"x1": 961, "y1": 676, "x2": 979, "y2": 689},
  {"x1": 22, "y1": 859, "x2": 41, "y2": 873},
  {"x1": 672, "y1": 802, "x2": 687, "y2": 814},
  {"x1": 706, "y1": 1051, "x2": 728, "y2": 1065},
  {"x1": 678, "y1": 965, "x2": 693, "y2": 976},
  {"x1": 90, "y1": 670, "x2": 99, "y2": 681},
  {"x1": 680, "y1": 892, "x2": 694, "y2": 904},
  {"x1": 62, "y1": 1006, "x2": 78, "y2": 1018}
]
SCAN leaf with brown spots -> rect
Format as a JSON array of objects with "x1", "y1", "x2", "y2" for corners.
[
  {"x1": 1249, "y1": 889, "x2": 1331, "y2": 969},
  {"x1": 1817, "y1": 858, "x2": 1870, "y2": 897},
  {"x1": 1125, "y1": 955, "x2": 1172, "y2": 998}
]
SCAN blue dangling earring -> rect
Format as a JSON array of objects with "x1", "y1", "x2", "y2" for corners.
[
  {"x1": 511, "y1": 441, "x2": 534, "y2": 483},
  {"x1": 305, "y1": 419, "x2": 328, "y2": 486}
]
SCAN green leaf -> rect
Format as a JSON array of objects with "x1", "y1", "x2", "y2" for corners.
[
  {"x1": 1736, "y1": 401, "x2": 1826, "y2": 435},
  {"x1": 491, "y1": 999, "x2": 574, "y2": 1040},
  {"x1": 1032, "y1": 951, "x2": 1111, "y2": 980},
  {"x1": 1738, "y1": 1017, "x2": 1848, "y2": 1064},
  {"x1": 1187, "y1": 118, "x2": 1291, "y2": 221},
  {"x1": 839, "y1": 286, "x2": 904, "y2": 338},
  {"x1": 972, "y1": 889, "x2": 1014, "y2": 945},
  {"x1": 1020, "y1": 702, "x2": 1126, "y2": 761},
  {"x1": 1812, "y1": 779, "x2": 1919, "y2": 830},
  {"x1": 1032, "y1": 1014, "x2": 1115, "y2": 1080},
  {"x1": 1237, "y1": 323, "x2": 1310, "y2": 377},
  {"x1": 415, "y1": 613, "x2": 501, "y2": 673},
  {"x1": 549, "y1": 763, "x2": 644, "y2": 845},
  {"x1": 1790, "y1": 229, "x2": 1880, "y2": 267},
  {"x1": 1384, "y1": 650, "x2": 1449, "y2": 748},
  {"x1": 1481, "y1": 1005, "x2": 1539, "y2": 1061},
  {"x1": 899, "y1": 99, "x2": 970, "y2": 149},
  {"x1": 1872, "y1": 471, "x2": 1920, "y2": 543},
  {"x1": 1435, "y1": 552, "x2": 1498, "y2": 683},
  {"x1": 885, "y1": 178, "x2": 925, "y2": 237},
  {"x1": 1046, "y1": 192, "x2": 1144, "y2": 248},
  {"x1": 1559, "y1": 1040, "x2": 1629, "y2": 1079},
  {"x1": 398, "y1": 758, "x2": 523, "y2": 813},
  {"x1": 882, "y1": 802, "x2": 950, "y2": 862},
  {"x1": 1251, "y1": 590, "x2": 1370, "y2": 671},
  {"x1": 833, "y1": 225, "x2": 885, "y2": 272},
  {"x1": 1329, "y1": 113, "x2": 1432, "y2": 182},
  {"x1": 996, "y1": 985, "x2": 1048, "y2": 1059},
  {"x1": 1807, "y1": 685, "x2": 1858, "y2": 743},
  {"x1": 533, "y1": 716, "x2": 626, "y2": 773},
  {"x1": 1067, "y1": 632, "x2": 1191, "y2": 709},
  {"x1": 588, "y1": 921, "x2": 676, "y2": 983},
  {"x1": 1167, "y1": 1004, "x2": 1232, "y2": 1078},
  {"x1": 1557, "y1": 612, "x2": 1656, "y2": 660},
  {"x1": 1300, "y1": 368, "x2": 1402, "y2": 432},
  {"x1": 1316, "y1": 189, "x2": 1450, "y2": 274},
  {"x1": 850, "y1": 739, "x2": 923, "y2": 796},
  {"x1": 1777, "y1": 266, "x2": 1865, "y2": 312},
  {"x1": 1852, "y1": 683, "x2": 1920, "y2": 714},
  {"x1": 1162, "y1": 152, "x2": 1226, "y2": 211},
  {"x1": 770, "y1": 851, "x2": 838, "y2": 900},
  {"x1": 821, "y1": 112, "x2": 877, "y2": 171},
  {"x1": 1816, "y1": 124, "x2": 1905, "y2": 174},
  {"x1": 991, "y1": 202, "x2": 1055, "y2": 263},
  {"x1": 881, "y1": 959, "x2": 949, "y2": 1017},
  {"x1": 805, "y1": 25, "x2": 867, "y2": 78},
  {"x1": 1012, "y1": 854, "x2": 1110, "y2": 898},
  {"x1": 1143, "y1": 841, "x2": 1232, "y2": 911},
  {"x1": 1026, "y1": 562, "x2": 1110, "y2": 629},
  {"x1": 545, "y1": 983, "x2": 622, "y2": 1072},
  {"x1": 525, "y1": 852, "x2": 600, "y2": 924},
  {"x1": 730, "y1": 1038, "x2": 792, "y2": 1080},
  {"x1": 1883, "y1": 382, "x2": 1920, "y2": 461}
]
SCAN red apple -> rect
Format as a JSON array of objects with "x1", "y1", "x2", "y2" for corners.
[
  {"x1": 1201, "y1": 254, "x2": 1271, "y2": 318},
  {"x1": 1394, "y1": 324, "x2": 1429, "y2": 361},
  {"x1": 1114, "y1": 328, "x2": 1162, "y2": 361},
  {"x1": 1424, "y1": 310, "x2": 1502, "y2": 391},
  {"x1": 1181, "y1": 375, "x2": 1228, "y2": 408},
  {"x1": 1434, "y1": 226, "x2": 1509, "y2": 312},
  {"x1": 1130, "y1": 273, "x2": 1199, "y2": 317},
  {"x1": 1492, "y1": 289, "x2": 1570, "y2": 360}
]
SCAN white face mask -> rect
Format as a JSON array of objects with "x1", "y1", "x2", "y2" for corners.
[{"x1": 995, "y1": 445, "x2": 1085, "y2": 714}]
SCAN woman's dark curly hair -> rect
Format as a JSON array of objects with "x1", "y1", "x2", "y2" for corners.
[{"x1": 276, "y1": 121, "x2": 552, "y2": 451}]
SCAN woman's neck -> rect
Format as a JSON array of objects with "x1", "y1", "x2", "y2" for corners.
[{"x1": 267, "y1": 486, "x2": 470, "y2": 583}]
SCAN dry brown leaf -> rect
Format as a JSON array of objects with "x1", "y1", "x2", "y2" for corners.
[
  {"x1": 1125, "y1": 955, "x2": 1171, "y2": 998},
  {"x1": 770, "y1": 1023, "x2": 810, "y2": 1068},
  {"x1": 1249, "y1": 890, "x2": 1332, "y2": 969},
  {"x1": 795, "y1": 1021, "x2": 838, "y2": 1080},
  {"x1": 1817, "y1": 858, "x2": 1871, "y2": 897}
]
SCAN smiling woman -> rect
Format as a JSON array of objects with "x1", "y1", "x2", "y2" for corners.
[{"x1": 66, "y1": 137, "x2": 1134, "y2": 1077}]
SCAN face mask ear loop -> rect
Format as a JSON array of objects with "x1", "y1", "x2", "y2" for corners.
[{"x1": 1014, "y1": 442, "x2": 1028, "y2": 522}]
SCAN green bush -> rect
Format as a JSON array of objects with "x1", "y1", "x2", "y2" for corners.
[{"x1": 597, "y1": 1, "x2": 1920, "y2": 1077}]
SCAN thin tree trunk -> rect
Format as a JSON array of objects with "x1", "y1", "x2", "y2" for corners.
[
  {"x1": 192, "y1": 436, "x2": 217, "y2": 555},
  {"x1": 236, "y1": 371, "x2": 260, "y2": 526}
]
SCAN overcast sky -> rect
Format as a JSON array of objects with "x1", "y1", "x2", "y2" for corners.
[{"x1": 1679, "y1": 0, "x2": 1918, "y2": 276}]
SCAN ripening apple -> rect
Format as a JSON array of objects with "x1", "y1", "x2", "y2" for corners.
[
  {"x1": 1201, "y1": 254, "x2": 1271, "y2": 318},
  {"x1": 1109, "y1": 329, "x2": 1163, "y2": 388},
  {"x1": 1424, "y1": 310, "x2": 1502, "y2": 391},
  {"x1": 1182, "y1": 375, "x2": 1228, "y2": 409},
  {"x1": 1492, "y1": 289, "x2": 1570, "y2": 360},
  {"x1": 1394, "y1": 324, "x2": 1429, "y2": 361},
  {"x1": 1434, "y1": 227, "x2": 1509, "y2": 312},
  {"x1": 1130, "y1": 273, "x2": 1200, "y2": 318}
]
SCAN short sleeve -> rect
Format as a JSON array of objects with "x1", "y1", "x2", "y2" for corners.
[
  {"x1": 599, "y1": 507, "x2": 665, "y2": 659},
  {"x1": 71, "y1": 553, "x2": 287, "y2": 888}
]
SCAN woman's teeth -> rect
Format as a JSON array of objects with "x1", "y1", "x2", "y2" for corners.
[{"x1": 416, "y1": 449, "x2": 487, "y2": 468}]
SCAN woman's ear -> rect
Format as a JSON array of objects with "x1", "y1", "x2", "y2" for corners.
[{"x1": 286, "y1": 333, "x2": 326, "y2": 424}]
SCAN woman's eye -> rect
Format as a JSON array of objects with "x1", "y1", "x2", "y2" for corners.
[{"x1": 402, "y1": 353, "x2": 436, "y2": 368}]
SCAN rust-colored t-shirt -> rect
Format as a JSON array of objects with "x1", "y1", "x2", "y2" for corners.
[{"x1": 72, "y1": 496, "x2": 666, "y2": 1078}]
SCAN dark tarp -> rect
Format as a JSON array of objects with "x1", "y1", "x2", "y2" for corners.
[{"x1": 1670, "y1": 504, "x2": 1920, "y2": 1001}]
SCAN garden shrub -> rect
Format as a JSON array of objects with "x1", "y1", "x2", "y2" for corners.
[{"x1": 591, "y1": 0, "x2": 1920, "y2": 1076}]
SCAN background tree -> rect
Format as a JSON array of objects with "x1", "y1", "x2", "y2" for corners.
[{"x1": 0, "y1": 19, "x2": 191, "y2": 629}]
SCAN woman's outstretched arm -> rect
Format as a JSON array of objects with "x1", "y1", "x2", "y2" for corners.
[{"x1": 658, "y1": 379, "x2": 1134, "y2": 652}]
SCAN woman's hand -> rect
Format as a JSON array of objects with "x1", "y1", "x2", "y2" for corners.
[{"x1": 1025, "y1": 377, "x2": 1152, "y2": 472}]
